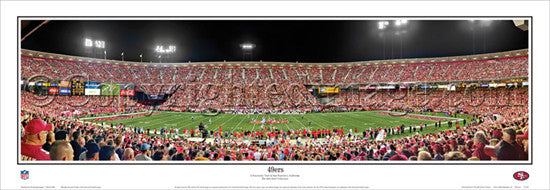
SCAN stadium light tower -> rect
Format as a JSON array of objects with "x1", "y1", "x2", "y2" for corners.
[
  {"x1": 378, "y1": 21, "x2": 389, "y2": 30},
  {"x1": 240, "y1": 43, "x2": 255, "y2": 61},
  {"x1": 84, "y1": 38, "x2": 105, "y2": 59},
  {"x1": 154, "y1": 45, "x2": 176, "y2": 63}
]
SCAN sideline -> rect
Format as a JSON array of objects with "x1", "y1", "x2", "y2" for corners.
[{"x1": 77, "y1": 111, "x2": 152, "y2": 120}]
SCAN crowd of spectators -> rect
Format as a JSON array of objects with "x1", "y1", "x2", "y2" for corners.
[
  {"x1": 20, "y1": 55, "x2": 529, "y2": 161},
  {"x1": 20, "y1": 105, "x2": 529, "y2": 161},
  {"x1": 22, "y1": 55, "x2": 527, "y2": 85}
]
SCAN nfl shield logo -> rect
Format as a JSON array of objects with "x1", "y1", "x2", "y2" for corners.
[{"x1": 21, "y1": 170, "x2": 29, "y2": 180}]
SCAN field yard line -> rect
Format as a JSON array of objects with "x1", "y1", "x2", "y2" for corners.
[
  {"x1": 218, "y1": 114, "x2": 239, "y2": 130},
  {"x1": 178, "y1": 112, "x2": 222, "y2": 130},
  {"x1": 78, "y1": 111, "x2": 150, "y2": 120},
  {"x1": 326, "y1": 112, "x2": 366, "y2": 124},
  {"x1": 139, "y1": 112, "x2": 182, "y2": 128},
  {"x1": 159, "y1": 112, "x2": 209, "y2": 130},
  {"x1": 377, "y1": 111, "x2": 460, "y2": 120},
  {"x1": 289, "y1": 114, "x2": 308, "y2": 129},
  {"x1": 277, "y1": 114, "x2": 292, "y2": 131},
  {"x1": 115, "y1": 112, "x2": 173, "y2": 128},
  {"x1": 345, "y1": 111, "x2": 461, "y2": 124},
  {"x1": 203, "y1": 113, "x2": 230, "y2": 130},
  {"x1": 310, "y1": 113, "x2": 338, "y2": 128},
  {"x1": 233, "y1": 114, "x2": 248, "y2": 131}
]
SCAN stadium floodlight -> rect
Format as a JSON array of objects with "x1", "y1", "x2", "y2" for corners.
[
  {"x1": 395, "y1": 20, "x2": 408, "y2": 27},
  {"x1": 155, "y1": 45, "x2": 176, "y2": 54},
  {"x1": 240, "y1": 43, "x2": 255, "y2": 50},
  {"x1": 378, "y1": 21, "x2": 385, "y2": 30},
  {"x1": 94, "y1": 40, "x2": 105, "y2": 49},
  {"x1": 85, "y1": 38, "x2": 93, "y2": 47}
]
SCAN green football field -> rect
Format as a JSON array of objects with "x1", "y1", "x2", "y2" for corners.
[{"x1": 85, "y1": 111, "x2": 472, "y2": 139}]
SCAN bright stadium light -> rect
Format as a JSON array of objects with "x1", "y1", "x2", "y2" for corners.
[
  {"x1": 95, "y1": 40, "x2": 105, "y2": 49},
  {"x1": 240, "y1": 43, "x2": 255, "y2": 50},
  {"x1": 155, "y1": 45, "x2": 176, "y2": 54},
  {"x1": 85, "y1": 38, "x2": 93, "y2": 47},
  {"x1": 395, "y1": 20, "x2": 402, "y2": 26},
  {"x1": 395, "y1": 19, "x2": 408, "y2": 27},
  {"x1": 378, "y1": 21, "x2": 385, "y2": 30}
]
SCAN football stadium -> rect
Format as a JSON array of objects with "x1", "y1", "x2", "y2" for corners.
[{"x1": 19, "y1": 19, "x2": 529, "y2": 162}]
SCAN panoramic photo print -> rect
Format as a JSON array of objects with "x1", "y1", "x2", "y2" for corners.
[{"x1": 19, "y1": 19, "x2": 530, "y2": 162}]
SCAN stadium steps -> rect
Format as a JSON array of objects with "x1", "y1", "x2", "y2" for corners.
[
  {"x1": 332, "y1": 69, "x2": 337, "y2": 80},
  {"x1": 269, "y1": 69, "x2": 274, "y2": 79},
  {"x1": 199, "y1": 69, "x2": 205, "y2": 80},
  {"x1": 282, "y1": 69, "x2": 288, "y2": 79},
  {"x1": 213, "y1": 69, "x2": 218, "y2": 79},
  {"x1": 381, "y1": 66, "x2": 391, "y2": 79},
  {"x1": 343, "y1": 69, "x2": 350, "y2": 81},
  {"x1": 256, "y1": 68, "x2": 260, "y2": 79},
  {"x1": 132, "y1": 69, "x2": 139, "y2": 79},
  {"x1": 319, "y1": 69, "x2": 323, "y2": 84},
  {"x1": 229, "y1": 69, "x2": 233, "y2": 83},
  {"x1": 412, "y1": 66, "x2": 419, "y2": 81},
  {"x1": 145, "y1": 69, "x2": 151, "y2": 79},
  {"x1": 354, "y1": 68, "x2": 365, "y2": 79},
  {"x1": 425, "y1": 66, "x2": 434, "y2": 81},
  {"x1": 396, "y1": 67, "x2": 405, "y2": 81},
  {"x1": 186, "y1": 69, "x2": 192, "y2": 80},
  {"x1": 369, "y1": 67, "x2": 379, "y2": 80},
  {"x1": 295, "y1": 69, "x2": 301, "y2": 80},
  {"x1": 173, "y1": 69, "x2": 178, "y2": 81},
  {"x1": 441, "y1": 64, "x2": 451, "y2": 80},
  {"x1": 455, "y1": 63, "x2": 467, "y2": 77}
]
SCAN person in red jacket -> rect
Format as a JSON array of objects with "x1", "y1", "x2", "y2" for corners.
[
  {"x1": 472, "y1": 131, "x2": 490, "y2": 160},
  {"x1": 21, "y1": 119, "x2": 53, "y2": 161}
]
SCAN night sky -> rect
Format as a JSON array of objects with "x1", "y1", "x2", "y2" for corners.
[{"x1": 21, "y1": 20, "x2": 528, "y2": 63}]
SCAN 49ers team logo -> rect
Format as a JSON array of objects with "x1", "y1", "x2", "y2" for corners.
[{"x1": 513, "y1": 171, "x2": 529, "y2": 181}]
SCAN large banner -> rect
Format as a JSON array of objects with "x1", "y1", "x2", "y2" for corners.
[
  {"x1": 59, "y1": 88, "x2": 71, "y2": 95},
  {"x1": 120, "y1": 89, "x2": 135, "y2": 96},
  {"x1": 101, "y1": 83, "x2": 120, "y2": 96},
  {"x1": 85, "y1": 88, "x2": 101, "y2": 95},
  {"x1": 59, "y1": 81, "x2": 71, "y2": 88},
  {"x1": 85, "y1": 82, "x2": 101, "y2": 89},
  {"x1": 49, "y1": 87, "x2": 59, "y2": 95},
  {"x1": 85, "y1": 82, "x2": 101, "y2": 95},
  {"x1": 319, "y1": 87, "x2": 339, "y2": 93}
]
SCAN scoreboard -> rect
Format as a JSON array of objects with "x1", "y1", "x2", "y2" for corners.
[{"x1": 71, "y1": 81, "x2": 85, "y2": 95}]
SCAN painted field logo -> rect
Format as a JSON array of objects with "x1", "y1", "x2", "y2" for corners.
[
  {"x1": 20, "y1": 170, "x2": 29, "y2": 180},
  {"x1": 513, "y1": 171, "x2": 529, "y2": 181}
]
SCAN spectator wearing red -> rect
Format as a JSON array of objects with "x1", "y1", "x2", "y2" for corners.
[
  {"x1": 21, "y1": 119, "x2": 52, "y2": 161},
  {"x1": 494, "y1": 128, "x2": 521, "y2": 160},
  {"x1": 472, "y1": 131, "x2": 490, "y2": 160}
]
